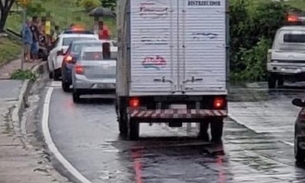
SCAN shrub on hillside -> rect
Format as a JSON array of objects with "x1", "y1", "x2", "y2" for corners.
[{"x1": 230, "y1": 0, "x2": 293, "y2": 82}]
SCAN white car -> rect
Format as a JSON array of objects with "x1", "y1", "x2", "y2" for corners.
[{"x1": 47, "y1": 32, "x2": 99, "y2": 80}]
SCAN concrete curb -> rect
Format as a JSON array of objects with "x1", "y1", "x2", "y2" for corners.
[{"x1": 11, "y1": 62, "x2": 47, "y2": 142}]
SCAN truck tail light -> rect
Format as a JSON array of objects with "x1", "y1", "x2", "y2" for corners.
[
  {"x1": 214, "y1": 97, "x2": 225, "y2": 109},
  {"x1": 129, "y1": 98, "x2": 140, "y2": 107},
  {"x1": 75, "y1": 65, "x2": 84, "y2": 74}
]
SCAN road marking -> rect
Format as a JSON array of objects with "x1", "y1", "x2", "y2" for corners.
[
  {"x1": 50, "y1": 81, "x2": 61, "y2": 87},
  {"x1": 280, "y1": 140, "x2": 294, "y2": 147},
  {"x1": 42, "y1": 87, "x2": 92, "y2": 183}
]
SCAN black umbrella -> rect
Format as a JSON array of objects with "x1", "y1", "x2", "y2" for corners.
[{"x1": 88, "y1": 7, "x2": 116, "y2": 18}]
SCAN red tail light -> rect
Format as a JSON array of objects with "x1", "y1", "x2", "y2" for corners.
[
  {"x1": 129, "y1": 98, "x2": 140, "y2": 107},
  {"x1": 288, "y1": 15, "x2": 299, "y2": 22},
  {"x1": 214, "y1": 97, "x2": 225, "y2": 109},
  {"x1": 64, "y1": 55, "x2": 73, "y2": 63},
  {"x1": 75, "y1": 65, "x2": 84, "y2": 74}
]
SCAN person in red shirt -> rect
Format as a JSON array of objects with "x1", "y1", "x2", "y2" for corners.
[{"x1": 98, "y1": 21, "x2": 111, "y2": 40}]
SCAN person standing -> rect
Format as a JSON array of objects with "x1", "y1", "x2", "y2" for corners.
[
  {"x1": 98, "y1": 21, "x2": 111, "y2": 40},
  {"x1": 30, "y1": 16, "x2": 40, "y2": 61},
  {"x1": 21, "y1": 19, "x2": 33, "y2": 62}
]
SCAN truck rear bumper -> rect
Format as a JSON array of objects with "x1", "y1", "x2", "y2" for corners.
[{"x1": 129, "y1": 109, "x2": 227, "y2": 122}]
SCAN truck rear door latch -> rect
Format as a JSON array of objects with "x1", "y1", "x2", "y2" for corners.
[
  {"x1": 182, "y1": 76, "x2": 203, "y2": 83},
  {"x1": 154, "y1": 76, "x2": 173, "y2": 83}
]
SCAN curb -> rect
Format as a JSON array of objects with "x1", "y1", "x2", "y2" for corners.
[{"x1": 11, "y1": 62, "x2": 47, "y2": 141}]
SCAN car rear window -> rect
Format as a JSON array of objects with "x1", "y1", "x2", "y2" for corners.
[
  {"x1": 283, "y1": 34, "x2": 305, "y2": 43},
  {"x1": 62, "y1": 37, "x2": 96, "y2": 46},
  {"x1": 83, "y1": 51, "x2": 104, "y2": 60},
  {"x1": 72, "y1": 43, "x2": 102, "y2": 54}
]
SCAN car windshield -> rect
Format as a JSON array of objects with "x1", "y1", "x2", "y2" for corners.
[
  {"x1": 71, "y1": 42, "x2": 102, "y2": 54},
  {"x1": 62, "y1": 37, "x2": 96, "y2": 46},
  {"x1": 275, "y1": 32, "x2": 305, "y2": 51}
]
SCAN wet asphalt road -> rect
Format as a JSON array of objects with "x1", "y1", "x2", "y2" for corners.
[{"x1": 42, "y1": 81, "x2": 305, "y2": 183}]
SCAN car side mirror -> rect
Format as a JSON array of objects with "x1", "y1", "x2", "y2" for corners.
[{"x1": 292, "y1": 98, "x2": 305, "y2": 107}]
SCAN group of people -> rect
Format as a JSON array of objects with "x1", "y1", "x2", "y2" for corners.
[
  {"x1": 22, "y1": 16, "x2": 112, "y2": 62},
  {"x1": 21, "y1": 16, "x2": 41, "y2": 62},
  {"x1": 22, "y1": 16, "x2": 61, "y2": 62}
]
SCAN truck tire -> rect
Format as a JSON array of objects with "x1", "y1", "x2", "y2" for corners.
[
  {"x1": 268, "y1": 74, "x2": 276, "y2": 89},
  {"x1": 118, "y1": 108, "x2": 128, "y2": 135},
  {"x1": 295, "y1": 134, "x2": 305, "y2": 162},
  {"x1": 128, "y1": 118, "x2": 139, "y2": 140},
  {"x1": 210, "y1": 118, "x2": 223, "y2": 143},
  {"x1": 198, "y1": 122, "x2": 209, "y2": 141}
]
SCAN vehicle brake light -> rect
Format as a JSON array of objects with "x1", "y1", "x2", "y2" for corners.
[
  {"x1": 288, "y1": 15, "x2": 299, "y2": 22},
  {"x1": 129, "y1": 98, "x2": 140, "y2": 107},
  {"x1": 64, "y1": 55, "x2": 73, "y2": 63},
  {"x1": 214, "y1": 97, "x2": 225, "y2": 109},
  {"x1": 75, "y1": 65, "x2": 84, "y2": 74}
]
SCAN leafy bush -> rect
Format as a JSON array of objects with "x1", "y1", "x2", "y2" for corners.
[
  {"x1": 230, "y1": 0, "x2": 294, "y2": 82},
  {"x1": 10, "y1": 69, "x2": 37, "y2": 81}
]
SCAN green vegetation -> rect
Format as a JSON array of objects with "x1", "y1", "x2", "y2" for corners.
[
  {"x1": 286, "y1": 0, "x2": 305, "y2": 11},
  {"x1": 6, "y1": 0, "x2": 116, "y2": 35},
  {"x1": 230, "y1": 0, "x2": 301, "y2": 82},
  {"x1": 10, "y1": 69, "x2": 37, "y2": 81},
  {"x1": 0, "y1": 37, "x2": 21, "y2": 65}
]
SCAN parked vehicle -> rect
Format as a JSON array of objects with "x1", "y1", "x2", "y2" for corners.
[
  {"x1": 292, "y1": 98, "x2": 305, "y2": 162},
  {"x1": 116, "y1": 0, "x2": 229, "y2": 140},
  {"x1": 267, "y1": 14, "x2": 305, "y2": 88},
  {"x1": 71, "y1": 45, "x2": 117, "y2": 103},
  {"x1": 61, "y1": 39, "x2": 117, "y2": 92},
  {"x1": 47, "y1": 29, "x2": 99, "y2": 80}
]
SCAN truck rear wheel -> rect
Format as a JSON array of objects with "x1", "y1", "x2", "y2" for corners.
[
  {"x1": 210, "y1": 118, "x2": 224, "y2": 143},
  {"x1": 198, "y1": 122, "x2": 209, "y2": 141},
  {"x1": 118, "y1": 109, "x2": 128, "y2": 135},
  {"x1": 128, "y1": 119, "x2": 139, "y2": 140}
]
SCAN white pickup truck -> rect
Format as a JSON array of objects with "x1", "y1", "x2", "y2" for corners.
[{"x1": 116, "y1": 0, "x2": 229, "y2": 141}]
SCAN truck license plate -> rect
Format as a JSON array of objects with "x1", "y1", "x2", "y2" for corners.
[{"x1": 170, "y1": 104, "x2": 187, "y2": 109}]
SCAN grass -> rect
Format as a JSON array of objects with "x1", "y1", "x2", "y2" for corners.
[
  {"x1": 285, "y1": 0, "x2": 305, "y2": 11},
  {"x1": 5, "y1": 0, "x2": 116, "y2": 36},
  {"x1": 0, "y1": 37, "x2": 21, "y2": 66}
]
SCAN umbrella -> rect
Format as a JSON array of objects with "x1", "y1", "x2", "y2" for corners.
[{"x1": 88, "y1": 7, "x2": 116, "y2": 18}]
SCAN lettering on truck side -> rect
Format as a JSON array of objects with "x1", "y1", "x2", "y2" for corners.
[{"x1": 187, "y1": 0, "x2": 221, "y2": 6}]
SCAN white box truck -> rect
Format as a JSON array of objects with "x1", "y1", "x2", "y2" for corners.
[{"x1": 116, "y1": 0, "x2": 229, "y2": 141}]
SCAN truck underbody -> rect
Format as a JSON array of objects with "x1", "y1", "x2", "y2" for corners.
[{"x1": 116, "y1": 95, "x2": 227, "y2": 141}]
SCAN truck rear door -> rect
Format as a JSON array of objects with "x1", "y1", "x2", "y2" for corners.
[
  {"x1": 179, "y1": 0, "x2": 227, "y2": 93},
  {"x1": 129, "y1": 0, "x2": 178, "y2": 95}
]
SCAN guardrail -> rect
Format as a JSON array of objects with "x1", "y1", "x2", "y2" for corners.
[{"x1": 5, "y1": 28, "x2": 21, "y2": 39}]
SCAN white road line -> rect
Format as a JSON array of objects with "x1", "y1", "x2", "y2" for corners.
[
  {"x1": 280, "y1": 140, "x2": 294, "y2": 147},
  {"x1": 42, "y1": 87, "x2": 92, "y2": 183}
]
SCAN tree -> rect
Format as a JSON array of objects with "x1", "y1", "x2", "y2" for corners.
[{"x1": 0, "y1": 0, "x2": 15, "y2": 32}]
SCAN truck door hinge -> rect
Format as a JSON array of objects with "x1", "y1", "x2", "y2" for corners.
[
  {"x1": 182, "y1": 76, "x2": 203, "y2": 84},
  {"x1": 154, "y1": 76, "x2": 173, "y2": 84}
]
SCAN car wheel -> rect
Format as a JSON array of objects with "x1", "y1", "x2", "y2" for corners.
[
  {"x1": 268, "y1": 74, "x2": 276, "y2": 89},
  {"x1": 128, "y1": 118, "x2": 139, "y2": 140},
  {"x1": 53, "y1": 70, "x2": 60, "y2": 81},
  {"x1": 210, "y1": 118, "x2": 223, "y2": 143},
  {"x1": 62, "y1": 81, "x2": 70, "y2": 92},
  {"x1": 198, "y1": 121, "x2": 210, "y2": 141},
  {"x1": 49, "y1": 71, "x2": 53, "y2": 79},
  {"x1": 295, "y1": 136, "x2": 305, "y2": 162},
  {"x1": 277, "y1": 76, "x2": 284, "y2": 87},
  {"x1": 72, "y1": 90, "x2": 80, "y2": 103}
]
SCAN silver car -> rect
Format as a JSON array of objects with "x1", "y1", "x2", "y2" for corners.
[{"x1": 71, "y1": 46, "x2": 116, "y2": 103}]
